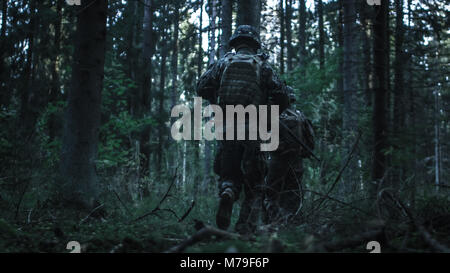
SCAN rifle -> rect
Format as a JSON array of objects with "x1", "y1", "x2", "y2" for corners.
[{"x1": 279, "y1": 120, "x2": 321, "y2": 162}]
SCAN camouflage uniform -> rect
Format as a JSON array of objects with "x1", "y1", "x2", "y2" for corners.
[
  {"x1": 264, "y1": 91, "x2": 315, "y2": 224},
  {"x1": 197, "y1": 25, "x2": 289, "y2": 233}
]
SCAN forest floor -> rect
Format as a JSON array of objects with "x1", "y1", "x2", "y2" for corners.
[{"x1": 1, "y1": 184, "x2": 450, "y2": 253}]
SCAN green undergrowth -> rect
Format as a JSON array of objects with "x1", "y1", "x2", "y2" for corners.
[{"x1": 0, "y1": 185, "x2": 449, "y2": 253}]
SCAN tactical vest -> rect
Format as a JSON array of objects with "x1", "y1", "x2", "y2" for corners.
[
  {"x1": 218, "y1": 53, "x2": 265, "y2": 106},
  {"x1": 279, "y1": 108, "x2": 315, "y2": 157}
]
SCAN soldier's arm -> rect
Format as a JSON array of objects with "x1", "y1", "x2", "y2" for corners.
[
  {"x1": 196, "y1": 61, "x2": 223, "y2": 103},
  {"x1": 262, "y1": 64, "x2": 289, "y2": 112}
]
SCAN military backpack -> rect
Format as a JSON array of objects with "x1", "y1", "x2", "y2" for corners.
[
  {"x1": 218, "y1": 53, "x2": 266, "y2": 106},
  {"x1": 279, "y1": 108, "x2": 315, "y2": 157}
]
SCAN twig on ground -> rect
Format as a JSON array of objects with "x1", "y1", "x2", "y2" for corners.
[
  {"x1": 130, "y1": 168, "x2": 178, "y2": 223},
  {"x1": 390, "y1": 193, "x2": 450, "y2": 253},
  {"x1": 164, "y1": 224, "x2": 241, "y2": 253},
  {"x1": 15, "y1": 179, "x2": 31, "y2": 220},
  {"x1": 178, "y1": 200, "x2": 196, "y2": 223},
  {"x1": 112, "y1": 189, "x2": 132, "y2": 215},
  {"x1": 310, "y1": 132, "x2": 362, "y2": 214},
  {"x1": 316, "y1": 229, "x2": 383, "y2": 252},
  {"x1": 79, "y1": 203, "x2": 105, "y2": 224},
  {"x1": 305, "y1": 189, "x2": 373, "y2": 216},
  {"x1": 27, "y1": 208, "x2": 33, "y2": 224}
]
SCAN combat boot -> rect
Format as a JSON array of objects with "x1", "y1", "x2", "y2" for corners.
[{"x1": 216, "y1": 187, "x2": 235, "y2": 230}]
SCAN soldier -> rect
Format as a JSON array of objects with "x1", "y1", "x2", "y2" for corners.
[
  {"x1": 196, "y1": 25, "x2": 289, "y2": 234},
  {"x1": 263, "y1": 90, "x2": 315, "y2": 225}
]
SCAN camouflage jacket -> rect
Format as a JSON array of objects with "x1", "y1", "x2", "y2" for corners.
[{"x1": 196, "y1": 51, "x2": 289, "y2": 112}]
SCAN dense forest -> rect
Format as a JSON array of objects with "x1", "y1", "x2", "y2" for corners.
[{"x1": 0, "y1": 0, "x2": 449, "y2": 253}]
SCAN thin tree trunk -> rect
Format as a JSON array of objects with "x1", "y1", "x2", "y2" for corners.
[
  {"x1": 197, "y1": 0, "x2": 204, "y2": 79},
  {"x1": 203, "y1": 0, "x2": 217, "y2": 193},
  {"x1": 0, "y1": 0, "x2": 6, "y2": 45},
  {"x1": 171, "y1": 8, "x2": 179, "y2": 111},
  {"x1": 371, "y1": 0, "x2": 388, "y2": 193},
  {"x1": 360, "y1": 0, "x2": 372, "y2": 107},
  {"x1": 279, "y1": 0, "x2": 285, "y2": 74},
  {"x1": 193, "y1": 0, "x2": 205, "y2": 197},
  {"x1": 393, "y1": 0, "x2": 405, "y2": 187},
  {"x1": 127, "y1": 0, "x2": 138, "y2": 116},
  {"x1": 317, "y1": 0, "x2": 324, "y2": 70},
  {"x1": 220, "y1": 0, "x2": 232, "y2": 57},
  {"x1": 141, "y1": 0, "x2": 154, "y2": 177},
  {"x1": 158, "y1": 27, "x2": 168, "y2": 178},
  {"x1": 49, "y1": 0, "x2": 63, "y2": 141},
  {"x1": 170, "y1": 4, "x2": 180, "y2": 178},
  {"x1": 434, "y1": 89, "x2": 440, "y2": 191},
  {"x1": 342, "y1": 0, "x2": 358, "y2": 194},
  {"x1": 285, "y1": 0, "x2": 293, "y2": 71},
  {"x1": 59, "y1": 0, "x2": 108, "y2": 209},
  {"x1": 298, "y1": 0, "x2": 307, "y2": 69},
  {"x1": 337, "y1": 0, "x2": 343, "y2": 104},
  {"x1": 0, "y1": 0, "x2": 7, "y2": 106},
  {"x1": 20, "y1": 0, "x2": 37, "y2": 134}
]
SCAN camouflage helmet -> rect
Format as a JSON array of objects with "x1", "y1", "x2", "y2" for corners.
[
  {"x1": 229, "y1": 25, "x2": 261, "y2": 50},
  {"x1": 285, "y1": 86, "x2": 296, "y2": 103}
]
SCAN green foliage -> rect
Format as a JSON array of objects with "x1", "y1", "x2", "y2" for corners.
[
  {"x1": 36, "y1": 101, "x2": 66, "y2": 168},
  {"x1": 98, "y1": 61, "x2": 156, "y2": 170}
]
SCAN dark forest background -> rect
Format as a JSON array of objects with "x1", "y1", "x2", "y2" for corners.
[{"x1": 0, "y1": 0, "x2": 449, "y2": 253}]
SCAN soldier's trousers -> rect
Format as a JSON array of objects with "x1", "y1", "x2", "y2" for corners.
[
  {"x1": 214, "y1": 139, "x2": 265, "y2": 232},
  {"x1": 265, "y1": 151, "x2": 304, "y2": 217}
]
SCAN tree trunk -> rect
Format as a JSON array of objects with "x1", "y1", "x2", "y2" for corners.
[
  {"x1": 278, "y1": 0, "x2": 285, "y2": 74},
  {"x1": 434, "y1": 88, "x2": 440, "y2": 192},
  {"x1": 393, "y1": 0, "x2": 405, "y2": 187},
  {"x1": 298, "y1": 0, "x2": 307, "y2": 69},
  {"x1": 237, "y1": 0, "x2": 261, "y2": 32},
  {"x1": 59, "y1": 0, "x2": 108, "y2": 209},
  {"x1": 0, "y1": 0, "x2": 8, "y2": 106},
  {"x1": 0, "y1": 0, "x2": 6, "y2": 47},
  {"x1": 342, "y1": 0, "x2": 358, "y2": 194},
  {"x1": 127, "y1": 0, "x2": 138, "y2": 116},
  {"x1": 371, "y1": 0, "x2": 388, "y2": 193},
  {"x1": 20, "y1": 0, "x2": 38, "y2": 136},
  {"x1": 157, "y1": 27, "x2": 168, "y2": 178},
  {"x1": 203, "y1": 0, "x2": 217, "y2": 193},
  {"x1": 219, "y1": 0, "x2": 232, "y2": 57},
  {"x1": 317, "y1": 0, "x2": 324, "y2": 70},
  {"x1": 337, "y1": 0, "x2": 343, "y2": 104},
  {"x1": 285, "y1": 0, "x2": 293, "y2": 71},
  {"x1": 360, "y1": 0, "x2": 372, "y2": 107},
  {"x1": 194, "y1": 0, "x2": 204, "y2": 197},
  {"x1": 197, "y1": 0, "x2": 204, "y2": 78},
  {"x1": 49, "y1": 0, "x2": 63, "y2": 141},
  {"x1": 141, "y1": 0, "x2": 154, "y2": 177},
  {"x1": 171, "y1": 7, "x2": 179, "y2": 110},
  {"x1": 170, "y1": 4, "x2": 180, "y2": 178}
]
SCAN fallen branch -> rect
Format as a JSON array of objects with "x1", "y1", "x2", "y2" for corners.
[
  {"x1": 79, "y1": 203, "x2": 105, "y2": 224},
  {"x1": 164, "y1": 224, "x2": 241, "y2": 253},
  {"x1": 15, "y1": 179, "x2": 31, "y2": 220},
  {"x1": 391, "y1": 193, "x2": 450, "y2": 253},
  {"x1": 311, "y1": 132, "x2": 362, "y2": 213},
  {"x1": 178, "y1": 200, "x2": 196, "y2": 223},
  {"x1": 305, "y1": 189, "x2": 373, "y2": 216},
  {"x1": 112, "y1": 189, "x2": 132, "y2": 215},
  {"x1": 316, "y1": 229, "x2": 383, "y2": 252},
  {"x1": 130, "y1": 168, "x2": 178, "y2": 223}
]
